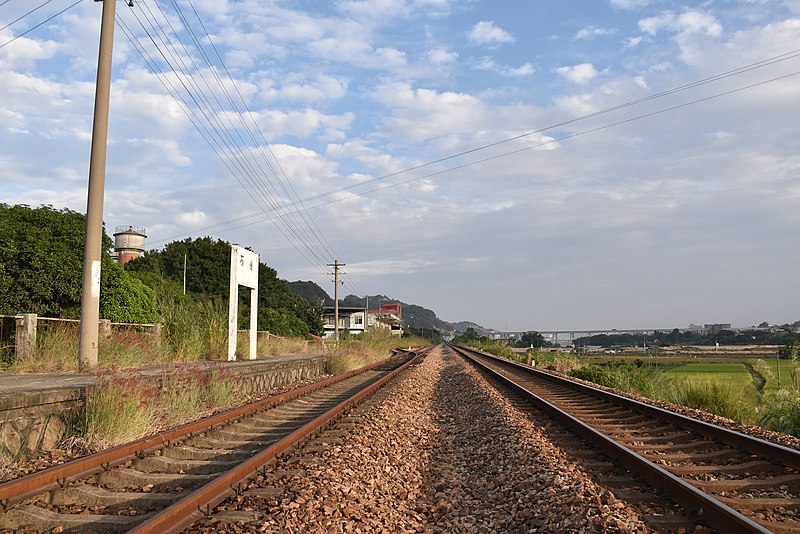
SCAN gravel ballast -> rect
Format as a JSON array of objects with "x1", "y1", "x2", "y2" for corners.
[{"x1": 194, "y1": 346, "x2": 650, "y2": 533}]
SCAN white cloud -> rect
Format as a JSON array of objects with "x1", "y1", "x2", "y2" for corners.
[
  {"x1": 178, "y1": 210, "x2": 208, "y2": 226},
  {"x1": 0, "y1": 35, "x2": 58, "y2": 68},
  {"x1": 556, "y1": 63, "x2": 599, "y2": 85},
  {"x1": 610, "y1": 0, "x2": 653, "y2": 8},
  {"x1": 503, "y1": 63, "x2": 535, "y2": 77},
  {"x1": 371, "y1": 82, "x2": 488, "y2": 143},
  {"x1": 2, "y1": 0, "x2": 799, "y2": 331},
  {"x1": 468, "y1": 21, "x2": 515, "y2": 46},
  {"x1": 257, "y1": 74, "x2": 348, "y2": 104},
  {"x1": 639, "y1": 10, "x2": 723, "y2": 37},
  {"x1": 575, "y1": 26, "x2": 616, "y2": 40},
  {"x1": 471, "y1": 57, "x2": 533, "y2": 76},
  {"x1": 248, "y1": 108, "x2": 354, "y2": 140},
  {"x1": 427, "y1": 47, "x2": 458, "y2": 64}
]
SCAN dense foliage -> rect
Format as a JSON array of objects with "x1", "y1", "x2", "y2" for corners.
[{"x1": 0, "y1": 204, "x2": 157, "y2": 323}]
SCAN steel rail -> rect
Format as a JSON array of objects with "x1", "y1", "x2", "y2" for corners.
[
  {"x1": 450, "y1": 343, "x2": 773, "y2": 534},
  {"x1": 454, "y1": 344, "x2": 800, "y2": 469},
  {"x1": 128, "y1": 346, "x2": 432, "y2": 534},
  {"x1": 0, "y1": 356, "x2": 398, "y2": 511}
]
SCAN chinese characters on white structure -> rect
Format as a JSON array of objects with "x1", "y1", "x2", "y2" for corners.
[{"x1": 228, "y1": 245, "x2": 259, "y2": 361}]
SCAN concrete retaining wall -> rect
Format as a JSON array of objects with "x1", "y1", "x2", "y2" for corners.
[{"x1": 0, "y1": 355, "x2": 328, "y2": 464}]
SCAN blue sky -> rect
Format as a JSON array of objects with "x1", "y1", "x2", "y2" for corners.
[{"x1": 1, "y1": 0, "x2": 799, "y2": 331}]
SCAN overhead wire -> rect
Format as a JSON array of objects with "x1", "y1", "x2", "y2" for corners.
[
  {"x1": 0, "y1": 0, "x2": 56, "y2": 33},
  {"x1": 180, "y1": 0, "x2": 341, "y2": 264},
  {"x1": 122, "y1": 1, "x2": 334, "y2": 279},
  {"x1": 115, "y1": 16, "x2": 331, "y2": 283},
  {"x1": 0, "y1": 0, "x2": 81, "y2": 49},
  {"x1": 136, "y1": 0, "x2": 341, "y2": 273}
]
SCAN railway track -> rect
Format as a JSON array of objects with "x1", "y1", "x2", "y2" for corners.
[
  {"x1": 0, "y1": 348, "x2": 430, "y2": 533},
  {"x1": 450, "y1": 343, "x2": 800, "y2": 534}
]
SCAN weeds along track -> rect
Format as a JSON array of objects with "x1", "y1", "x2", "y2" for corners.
[
  {"x1": 450, "y1": 344, "x2": 800, "y2": 534},
  {"x1": 0, "y1": 348, "x2": 431, "y2": 534}
]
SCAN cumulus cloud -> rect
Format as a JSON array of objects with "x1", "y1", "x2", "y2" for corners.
[
  {"x1": 556, "y1": 63, "x2": 599, "y2": 85},
  {"x1": 257, "y1": 74, "x2": 348, "y2": 104},
  {"x1": 178, "y1": 210, "x2": 208, "y2": 226},
  {"x1": 427, "y1": 47, "x2": 458, "y2": 64},
  {"x1": 371, "y1": 82, "x2": 486, "y2": 143},
  {"x1": 468, "y1": 21, "x2": 515, "y2": 46},
  {"x1": 471, "y1": 57, "x2": 533, "y2": 76},
  {"x1": 639, "y1": 10, "x2": 723, "y2": 37},
  {"x1": 247, "y1": 108, "x2": 354, "y2": 140},
  {"x1": 504, "y1": 63, "x2": 535, "y2": 76}
]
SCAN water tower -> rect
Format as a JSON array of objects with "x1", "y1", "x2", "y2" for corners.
[{"x1": 113, "y1": 225, "x2": 146, "y2": 264}]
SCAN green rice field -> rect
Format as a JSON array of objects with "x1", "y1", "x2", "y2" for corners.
[{"x1": 665, "y1": 362, "x2": 752, "y2": 383}]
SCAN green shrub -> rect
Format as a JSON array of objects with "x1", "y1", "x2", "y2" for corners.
[{"x1": 100, "y1": 261, "x2": 160, "y2": 324}]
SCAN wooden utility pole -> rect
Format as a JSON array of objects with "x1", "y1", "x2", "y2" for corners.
[
  {"x1": 78, "y1": 0, "x2": 118, "y2": 370},
  {"x1": 327, "y1": 261, "x2": 345, "y2": 340}
]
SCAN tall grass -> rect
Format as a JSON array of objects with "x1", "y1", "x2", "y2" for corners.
[
  {"x1": 758, "y1": 389, "x2": 800, "y2": 436},
  {"x1": 570, "y1": 363, "x2": 672, "y2": 400},
  {"x1": 159, "y1": 297, "x2": 229, "y2": 360},
  {"x1": 259, "y1": 336, "x2": 313, "y2": 356},
  {"x1": 666, "y1": 378, "x2": 756, "y2": 423},
  {"x1": 84, "y1": 372, "x2": 159, "y2": 449},
  {"x1": 8, "y1": 297, "x2": 233, "y2": 372},
  {"x1": 12, "y1": 322, "x2": 79, "y2": 373},
  {"x1": 756, "y1": 346, "x2": 800, "y2": 436},
  {"x1": 81, "y1": 364, "x2": 237, "y2": 449},
  {"x1": 570, "y1": 362, "x2": 757, "y2": 423}
]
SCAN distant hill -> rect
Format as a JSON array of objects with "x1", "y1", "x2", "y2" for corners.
[
  {"x1": 288, "y1": 281, "x2": 486, "y2": 336},
  {"x1": 288, "y1": 280, "x2": 332, "y2": 306}
]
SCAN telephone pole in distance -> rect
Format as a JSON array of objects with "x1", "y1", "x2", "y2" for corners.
[{"x1": 327, "y1": 260, "x2": 345, "y2": 341}]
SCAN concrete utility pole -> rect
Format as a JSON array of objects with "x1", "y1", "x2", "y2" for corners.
[
  {"x1": 327, "y1": 261, "x2": 345, "y2": 340},
  {"x1": 78, "y1": 0, "x2": 118, "y2": 370}
]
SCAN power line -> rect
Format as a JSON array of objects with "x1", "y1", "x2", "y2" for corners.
[
  {"x1": 180, "y1": 0, "x2": 341, "y2": 263},
  {"x1": 116, "y1": 1, "x2": 351, "y2": 285},
  {"x1": 0, "y1": 0, "x2": 56, "y2": 33},
  {"x1": 0, "y1": 0, "x2": 81, "y2": 49},
  {"x1": 133, "y1": 0, "x2": 338, "y2": 270}
]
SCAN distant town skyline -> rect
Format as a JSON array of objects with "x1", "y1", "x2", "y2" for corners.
[{"x1": 2, "y1": 1, "x2": 798, "y2": 331}]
